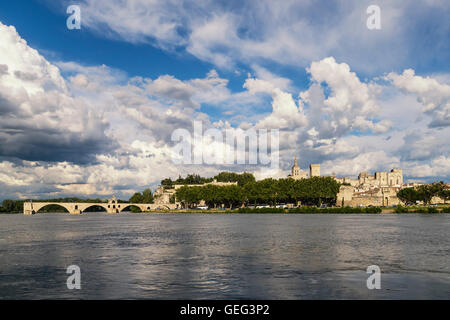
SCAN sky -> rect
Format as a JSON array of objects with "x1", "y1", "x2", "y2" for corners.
[{"x1": 0, "y1": 0, "x2": 449, "y2": 200}]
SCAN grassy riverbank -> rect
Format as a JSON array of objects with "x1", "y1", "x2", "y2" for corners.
[
  {"x1": 147, "y1": 205, "x2": 449, "y2": 214},
  {"x1": 392, "y1": 205, "x2": 450, "y2": 214},
  {"x1": 148, "y1": 205, "x2": 450, "y2": 214}
]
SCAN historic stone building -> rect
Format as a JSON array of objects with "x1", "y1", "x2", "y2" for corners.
[
  {"x1": 334, "y1": 168, "x2": 403, "y2": 188},
  {"x1": 287, "y1": 155, "x2": 405, "y2": 206},
  {"x1": 310, "y1": 164, "x2": 320, "y2": 177},
  {"x1": 333, "y1": 176, "x2": 359, "y2": 186},
  {"x1": 288, "y1": 156, "x2": 319, "y2": 179},
  {"x1": 335, "y1": 168, "x2": 404, "y2": 207},
  {"x1": 153, "y1": 186, "x2": 177, "y2": 205},
  {"x1": 358, "y1": 169, "x2": 403, "y2": 188},
  {"x1": 336, "y1": 185, "x2": 402, "y2": 207},
  {"x1": 286, "y1": 156, "x2": 405, "y2": 207}
]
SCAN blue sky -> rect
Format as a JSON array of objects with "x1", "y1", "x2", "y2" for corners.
[
  {"x1": 0, "y1": 0, "x2": 449, "y2": 200},
  {"x1": 0, "y1": 1, "x2": 213, "y2": 79},
  {"x1": 0, "y1": 0, "x2": 313, "y2": 93}
]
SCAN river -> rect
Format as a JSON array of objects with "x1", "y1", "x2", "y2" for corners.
[{"x1": 0, "y1": 213, "x2": 449, "y2": 299}]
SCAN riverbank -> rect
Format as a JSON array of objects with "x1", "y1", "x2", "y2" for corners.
[
  {"x1": 4, "y1": 204, "x2": 449, "y2": 214},
  {"x1": 146, "y1": 205, "x2": 450, "y2": 214}
]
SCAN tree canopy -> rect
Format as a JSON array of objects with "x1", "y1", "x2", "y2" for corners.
[
  {"x1": 0, "y1": 199, "x2": 24, "y2": 213},
  {"x1": 176, "y1": 177, "x2": 341, "y2": 208},
  {"x1": 129, "y1": 188, "x2": 154, "y2": 203},
  {"x1": 214, "y1": 172, "x2": 256, "y2": 186},
  {"x1": 161, "y1": 171, "x2": 256, "y2": 187},
  {"x1": 397, "y1": 182, "x2": 449, "y2": 205}
]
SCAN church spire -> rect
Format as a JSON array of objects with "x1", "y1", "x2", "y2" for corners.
[{"x1": 294, "y1": 155, "x2": 299, "y2": 167}]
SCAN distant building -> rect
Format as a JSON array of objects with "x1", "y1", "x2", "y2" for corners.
[
  {"x1": 334, "y1": 168, "x2": 403, "y2": 188},
  {"x1": 337, "y1": 186, "x2": 402, "y2": 207},
  {"x1": 310, "y1": 164, "x2": 320, "y2": 177},
  {"x1": 153, "y1": 186, "x2": 176, "y2": 205},
  {"x1": 288, "y1": 156, "x2": 311, "y2": 179},
  {"x1": 403, "y1": 182, "x2": 425, "y2": 188},
  {"x1": 287, "y1": 156, "x2": 321, "y2": 179},
  {"x1": 358, "y1": 169, "x2": 403, "y2": 187},
  {"x1": 287, "y1": 156, "x2": 406, "y2": 206},
  {"x1": 335, "y1": 168, "x2": 404, "y2": 207},
  {"x1": 333, "y1": 176, "x2": 359, "y2": 186}
]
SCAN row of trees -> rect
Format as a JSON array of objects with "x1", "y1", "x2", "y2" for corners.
[
  {"x1": 161, "y1": 172, "x2": 256, "y2": 188},
  {"x1": 161, "y1": 174, "x2": 213, "y2": 187},
  {"x1": 175, "y1": 177, "x2": 341, "y2": 208},
  {"x1": 214, "y1": 172, "x2": 256, "y2": 186},
  {"x1": 397, "y1": 182, "x2": 450, "y2": 205},
  {"x1": 0, "y1": 200, "x2": 24, "y2": 213}
]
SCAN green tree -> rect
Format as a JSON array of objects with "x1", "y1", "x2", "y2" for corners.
[
  {"x1": 0, "y1": 200, "x2": 25, "y2": 213},
  {"x1": 397, "y1": 187, "x2": 419, "y2": 204},
  {"x1": 1, "y1": 199, "x2": 15, "y2": 212},
  {"x1": 142, "y1": 188, "x2": 154, "y2": 203},
  {"x1": 129, "y1": 192, "x2": 144, "y2": 203},
  {"x1": 417, "y1": 185, "x2": 434, "y2": 205},
  {"x1": 398, "y1": 183, "x2": 448, "y2": 205},
  {"x1": 161, "y1": 178, "x2": 174, "y2": 188},
  {"x1": 174, "y1": 176, "x2": 349, "y2": 209},
  {"x1": 214, "y1": 172, "x2": 256, "y2": 186},
  {"x1": 438, "y1": 189, "x2": 450, "y2": 201},
  {"x1": 175, "y1": 174, "x2": 213, "y2": 185},
  {"x1": 176, "y1": 185, "x2": 202, "y2": 208}
]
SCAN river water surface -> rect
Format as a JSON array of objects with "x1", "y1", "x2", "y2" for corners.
[{"x1": 0, "y1": 213, "x2": 449, "y2": 299}]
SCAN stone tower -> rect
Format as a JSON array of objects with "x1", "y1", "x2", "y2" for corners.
[
  {"x1": 310, "y1": 164, "x2": 320, "y2": 177},
  {"x1": 292, "y1": 156, "x2": 301, "y2": 176},
  {"x1": 388, "y1": 168, "x2": 403, "y2": 186}
]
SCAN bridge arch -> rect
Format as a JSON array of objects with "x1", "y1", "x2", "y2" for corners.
[
  {"x1": 119, "y1": 204, "x2": 143, "y2": 213},
  {"x1": 34, "y1": 203, "x2": 71, "y2": 214},
  {"x1": 80, "y1": 204, "x2": 108, "y2": 213}
]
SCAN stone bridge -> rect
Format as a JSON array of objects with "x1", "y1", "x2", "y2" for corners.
[{"x1": 23, "y1": 196, "x2": 178, "y2": 215}]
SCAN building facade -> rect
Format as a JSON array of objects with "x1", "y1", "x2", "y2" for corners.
[
  {"x1": 336, "y1": 186, "x2": 402, "y2": 207},
  {"x1": 358, "y1": 169, "x2": 403, "y2": 188},
  {"x1": 310, "y1": 164, "x2": 320, "y2": 177},
  {"x1": 335, "y1": 169, "x2": 404, "y2": 207},
  {"x1": 287, "y1": 156, "x2": 405, "y2": 207}
]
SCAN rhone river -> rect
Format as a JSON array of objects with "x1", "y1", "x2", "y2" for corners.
[{"x1": 0, "y1": 213, "x2": 449, "y2": 299}]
